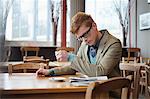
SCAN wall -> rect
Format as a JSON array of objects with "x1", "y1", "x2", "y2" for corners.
[
  {"x1": 137, "y1": 0, "x2": 150, "y2": 57},
  {"x1": 130, "y1": 0, "x2": 150, "y2": 58}
]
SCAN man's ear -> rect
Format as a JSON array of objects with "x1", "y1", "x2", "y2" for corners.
[{"x1": 92, "y1": 22, "x2": 97, "y2": 29}]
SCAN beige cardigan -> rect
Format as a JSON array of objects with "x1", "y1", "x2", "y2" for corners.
[{"x1": 53, "y1": 30, "x2": 122, "y2": 77}]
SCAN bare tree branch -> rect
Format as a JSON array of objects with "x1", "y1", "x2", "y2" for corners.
[
  {"x1": 49, "y1": 0, "x2": 61, "y2": 45},
  {"x1": 113, "y1": 0, "x2": 129, "y2": 46}
]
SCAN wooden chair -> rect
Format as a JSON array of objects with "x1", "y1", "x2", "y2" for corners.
[
  {"x1": 56, "y1": 47, "x2": 74, "y2": 52},
  {"x1": 137, "y1": 57, "x2": 150, "y2": 97},
  {"x1": 141, "y1": 57, "x2": 150, "y2": 66},
  {"x1": 119, "y1": 64, "x2": 141, "y2": 99},
  {"x1": 8, "y1": 63, "x2": 47, "y2": 74},
  {"x1": 139, "y1": 64, "x2": 150, "y2": 99},
  {"x1": 20, "y1": 46, "x2": 42, "y2": 60},
  {"x1": 146, "y1": 66, "x2": 150, "y2": 99},
  {"x1": 85, "y1": 77, "x2": 131, "y2": 99},
  {"x1": 127, "y1": 48, "x2": 141, "y2": 63},
  {"x1": 23, "y1": 57, "x2": 49, "y2": 67},
  {"x1": 20, "y1": 47, "x2": 49, "y2": 67},
  {"x1": 20, "y1": 47, "x2": 40, "y2": 57}
]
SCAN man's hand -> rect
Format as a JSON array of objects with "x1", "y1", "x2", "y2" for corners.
[
  {"x1": 36, "y1": 68, "x2": 49, "y2": 76},
  {"x1": 55, "y1": 50, "x2": 68, "y2": 62}
]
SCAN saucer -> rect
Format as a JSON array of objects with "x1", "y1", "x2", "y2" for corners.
[{"x1": 49, "y1": 77, "x2": 66, "y2": 82}]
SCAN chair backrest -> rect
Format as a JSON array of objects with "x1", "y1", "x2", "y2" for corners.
[
  {"x1": 8, "y1": 63, "x2": 47, "y2": 74},
  {"x1": 127, "y1": 48, "x2": 141, "y2": 63},
  {"x1": 23, "y1": 58, "x2": 49, "y2": 68},
  {"x1": 141, "y1": 57, "x2": 150, "y2": 66},
  {"x1": 56, "y1": 47, "x2": 74, "y2": 52},
  {"x1": 20, "y1": 47, "x2": 40, "y2": 57},
  {"x1": 20, "y1": 47, "x2": 49, "y2": 66},
  {"x1": 119, "y1": 64, "x2": 141, "y2": 99},
  {"x1": 85, "y1": 77, "x2": 131, "y2": 99}
]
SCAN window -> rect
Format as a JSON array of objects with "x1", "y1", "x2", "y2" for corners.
[
  {"x1": 85, "y1": 0, "x2": 128, "y2": 44},
  {"x1": 5, "y1": 0, "x2": 64, "y2": 46}
]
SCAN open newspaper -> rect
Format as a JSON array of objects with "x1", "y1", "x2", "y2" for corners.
[{"x1": 69, "y1": 76, "x2": 108, "y2": 86}]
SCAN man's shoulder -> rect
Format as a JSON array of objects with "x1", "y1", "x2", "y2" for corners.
[
  {"x1": 100, "y1": 29, "x2": 120, "y2": 43},
  {"x1": 99, "y1": 29, "x2": 108, "y2": 33}
]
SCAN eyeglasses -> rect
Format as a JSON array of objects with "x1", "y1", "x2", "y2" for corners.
[{"x1": 77, "y1": 25, "x2": 92, "y2": 41}]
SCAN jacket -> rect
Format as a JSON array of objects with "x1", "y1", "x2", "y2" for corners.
[{"x1": 53, "y1": 30, "x2": 122, "y2": 77}]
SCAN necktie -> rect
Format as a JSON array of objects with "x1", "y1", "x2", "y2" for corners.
[
  {"x1": 89, "y1": 47, "x2": 96, "y2": 64},
  {"x1": 90, "y1": 47, "x2": 96, "y2": 57}
]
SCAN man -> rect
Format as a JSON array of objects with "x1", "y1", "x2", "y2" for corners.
[{"x1": 36, "y1": 12, "x2": 122, "y2": 78}]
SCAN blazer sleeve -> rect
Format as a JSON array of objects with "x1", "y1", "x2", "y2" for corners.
[{"x1": 51, "y1": 65, "x2": 76, "y2": 75}]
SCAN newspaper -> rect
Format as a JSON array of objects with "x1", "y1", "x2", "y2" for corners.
[{"x1": 69, "y1": 76, "x2": 108, "y2": 86}]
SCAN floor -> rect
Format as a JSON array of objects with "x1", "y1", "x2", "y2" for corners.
[{"x1": 139, "y1": 93, "x2": 145, "y2": 99}]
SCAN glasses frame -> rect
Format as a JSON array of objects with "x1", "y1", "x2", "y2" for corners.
[{"x1": 77, "y1": 24, "x2": 92, "y2": 41}]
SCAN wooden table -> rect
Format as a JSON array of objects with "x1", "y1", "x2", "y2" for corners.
[{"x1": 0, "y1": 73, "x2": 88, "y2": 99}]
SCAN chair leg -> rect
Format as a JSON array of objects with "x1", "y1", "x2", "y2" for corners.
[
  {"x1": 145, "y1": 86, "x2": 150, "y2": 99},
  {"x1": 140, "y1": 85, "x2": 144, "y2": 94}
]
